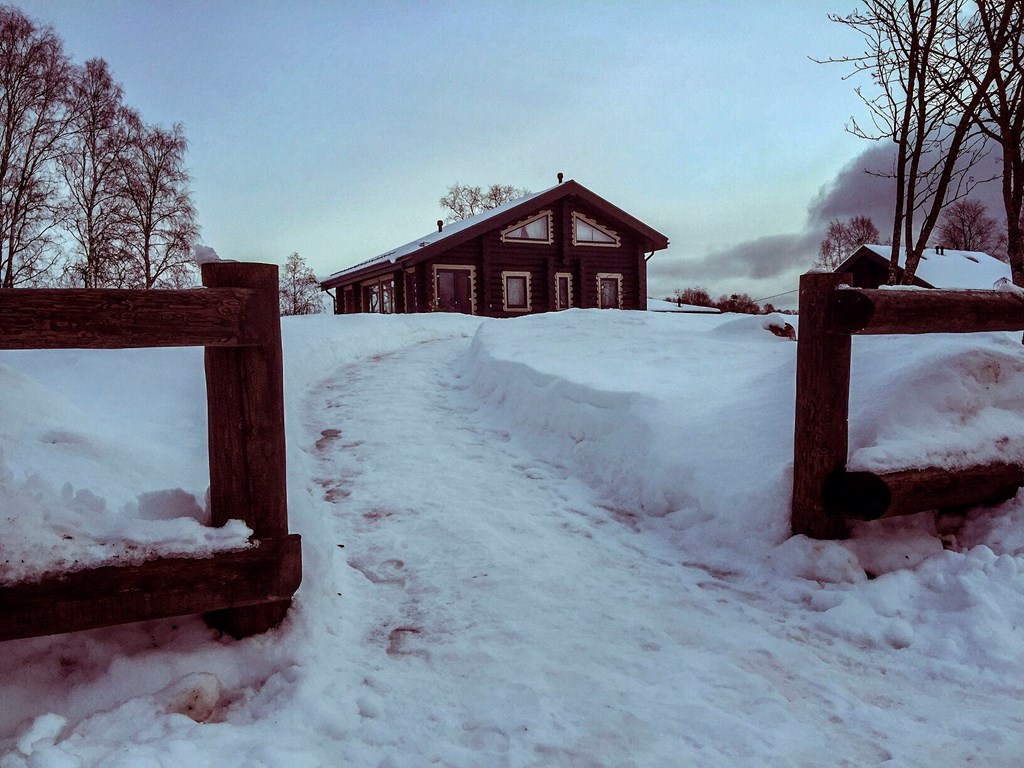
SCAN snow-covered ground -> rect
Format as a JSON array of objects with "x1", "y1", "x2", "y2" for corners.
[{"x1": 1, "y1": 309, "x2": 1024, "y2": 766}]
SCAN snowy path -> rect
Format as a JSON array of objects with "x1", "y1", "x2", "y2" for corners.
[
  {"x1": 295, "y1": 335, "x2": 1024, "y2": 767},
  {"x1": 3, "y1": 318, "x2": 1023, "y2": 767}
]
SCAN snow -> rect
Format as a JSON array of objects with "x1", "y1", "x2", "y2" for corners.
[
  {"x1": 323, "y1": 186, "x2": 555, "y2": 281},
  {"x1": 860, "y1": 243, "x2": 1010, "y2": 289},
  {"x1": 646, "y1": 297, "x2": 721, "y2": 313},
  {"x1": 2, "y1": 309, "x2": 1024, "y2": 765}
]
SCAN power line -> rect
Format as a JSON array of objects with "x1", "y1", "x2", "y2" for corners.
[{"x1": 754, "y1": 288, "x2": 799, "y2": 303}]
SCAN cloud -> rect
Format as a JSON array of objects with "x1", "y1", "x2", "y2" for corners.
[
  {"x1": 807, "y1": 144, "x2": 897, "y2": 229},
  {"x1": 674, "y1": 142, "x2": 1008, "y2": 286},
  {"x1": 652, "y1": 232, "x2": 818, "y2": 285}
]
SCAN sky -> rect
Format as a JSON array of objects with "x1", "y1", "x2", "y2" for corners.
[{"x1": 20, "y1": 0, "x2": 896, "y2": 308}]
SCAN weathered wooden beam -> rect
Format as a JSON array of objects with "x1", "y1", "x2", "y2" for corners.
[
  {"x1": 0, "y1": 287, "x2": 257, "y2": 349},
  {"x1": 202, "y1": 262, "x2": 291, "y2": 637},
  {"x1": 0, "y1": 535, "x2": 301, "y2": 643},
  {"x1": 830, "y1": 287, "x2": 1024, "y2": 335},
  {"x1": 841, "y1": 464, "x2": 1024, "y2": 520},
  {"x1": 792, "y1": 272, "x2": 853, "y2": 539}
]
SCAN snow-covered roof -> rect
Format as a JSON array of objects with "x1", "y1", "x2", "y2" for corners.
[
  {"x1": 846, "y1": 244, "x2": 1010, "y2": 290},
  {"x1": 321, "y1": 179, "x2": 671, "y2": 289},
  {"x1": 324, "y1": 185, "x2": 556, "y2": 282},
  {"x1": 647, "y1": 298, "x2": 721, "y2": 314}
]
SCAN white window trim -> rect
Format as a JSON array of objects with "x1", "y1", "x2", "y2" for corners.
[
  {"x1": 572, "y1": 211, "x2": 621, "y2": 247},
  {"x1": 554, "y1": 271, "x2": 573, "y2": 310},
  {"x1": 404, "y1": 267, "x2": 417, "y2": 313},
  {"x1": 501, "y1": 270, "x2": 533, "y2": 313},
  {"x1": 500, "y1": 210, "x2": 553, "y2": 244},
  {"x1": 596, "y1": 272, "x2": 623, "y2": 309},
  {"x1": 359, "y1": 273, "x2": 396, "y2": 314},
  {"x1": 432, "y1": 264, "x2": 478, "y2": 315}
]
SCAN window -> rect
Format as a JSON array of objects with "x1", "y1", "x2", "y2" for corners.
[
  {"x1": 596, "y1": 272, "x2": 622, "y2": 309},
  {"x1": 572, "y1": 212, "x2": 620, "y2": 247},
  {"x1": 433, "y1": 264, "x2": 477, "y2": 314},
  {"x1": 360, "y1": 275, "x2": 396, "y2": 314},
  {"x1": 363, "y1": 283, "x2": 378, "y2": 313},
  {"x1": 502, "y1": 271, "x2": 532, "y2": 312},
  {"x1": 501, "y1": 211, "x2": 553, "y2": 243},
  {"x1": 555, "y1": 272, "x2": 573, "y2": 310}
]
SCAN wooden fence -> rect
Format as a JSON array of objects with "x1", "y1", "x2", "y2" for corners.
[
  {"x1": 0, "y1": 262, "x2": 301, "y2": 641},
  {"x1": 792, "y1": 271, "x2": 1024, "y2": 539}
]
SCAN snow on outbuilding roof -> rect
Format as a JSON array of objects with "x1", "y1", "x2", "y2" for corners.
[{"x1": 842, "y1": 244, "x2": 1010, "y2": 289}]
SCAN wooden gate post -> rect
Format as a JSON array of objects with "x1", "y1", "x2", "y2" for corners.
[
  {"x1": 201, "y1": 262, "x2": 292, "y2": 637},
  {"x1": 792, "y1": 272, "x2": 852, "y2": 539}
]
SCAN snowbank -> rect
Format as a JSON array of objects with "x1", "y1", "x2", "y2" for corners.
[
  {"x1": 463, "y1": 309, "x2": 800, "y2": 547},
  {"x1": 2, "y1": 309, "x2": 1024, "y2": 765}
]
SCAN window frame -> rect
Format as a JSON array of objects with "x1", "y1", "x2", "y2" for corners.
[
  {"x1": 501, "y1": 270, "x2": 532, "y2": 313},
  {"x1": 432, "y1": 264, "x2": 478, "y2": 315},
  {"x1": 500, "y1": 210, "x2": 553, "y2": 244},
  {"x1": 554, "y1": 271, "x2": 573, "y2": 311},
  {"x1": 572, "y1": 211, "x2": 621, "y2": 248},
  {"x1": 596, "y1": 272, "x2": 623, "y2": 309},
  {"x1": 360, "y1": 273, "x2": 396, "y2": 314},
  {"x1": 404, "y1": 268, "x2": 418, "y2": 313}
]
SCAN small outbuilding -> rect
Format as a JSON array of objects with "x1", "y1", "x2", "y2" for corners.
[
  {"x1": 321, "y1": 178, "x2": 669, "y2": 317},
  {"x1": 836, "y1": 243, "x2": 1010, "y2": 289}
]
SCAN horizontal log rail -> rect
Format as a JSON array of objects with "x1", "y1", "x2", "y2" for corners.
[
  {"x1": 837, "y1": 465, "x2": 1024, "y2": 521},
  {"x1": 793, "y1": 271, "x2": 1024, "y2": 539},
  {"x1": 0, "y1": 262, "x2": 300, "y2": 641},
  {"x1": 0, "y1": 287, "x2": 259, "y2": 349},
  {"x1": 830, "y1": 286, "x2": 1024, "y2": 335},
  {"x1": 0, "y1": 535, "x2": 301, "y2": 643}
]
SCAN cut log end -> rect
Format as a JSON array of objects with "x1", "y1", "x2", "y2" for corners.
[
  {"x1": 205, "y1": 599, "x2": 293, "y2": 639},
  {"x1": 841, "y1": 464, "x2": 1024, "y2": 521}
]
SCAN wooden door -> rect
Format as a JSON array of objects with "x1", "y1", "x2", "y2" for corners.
[
  {"x1": 556, "y1": 274, "x2": 571, "y2": 310},
  {"x1": 436, "y1": 269, "x2": 473, "y2": 313},
  {"x1": 599, "y1": 277, "x2": 619, "y2": 309}
]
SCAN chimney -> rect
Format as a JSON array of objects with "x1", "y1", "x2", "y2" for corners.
[
  {"x1": 936, "y1": 245, "x2": 944, "y2": 255},
  {"x1": 437, "y1": 220, "x2": 444, "y2": 233},
  {"x1": 557, "y1": 172, "x2": 563, "y2": 184}
]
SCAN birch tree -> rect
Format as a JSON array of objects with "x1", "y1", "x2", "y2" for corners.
[
  {"x1": 118, "y1": 120, "x2": 197, "y2": 288},
  {"x1": 0, "y1": 6, "x2": 73, "y2": 287},
  {"x1": 60, "y1": 58, "x2": 135, "y2": 287},
  {"x1": 279, "y1": 251, "x2": 322, "y2": 315}
]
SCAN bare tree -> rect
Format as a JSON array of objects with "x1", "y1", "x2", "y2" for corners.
[
  {"x1": 279, "y1": 251, "x2": 322, "y2": 316},
  {"x1": 439, "y1": 182, "x2": 530, "y2": 222},
  {"x1": 716, "y1": 293, "x2": 761, "y2": 314},
  {"x1": 0, "y1": 6, "x2": 74, "y2": 287},
  {"x1": 60, "y1": 58, "x2": 135, "y2": 287},
  {"x1": 964, "y1": 0, "x2": 1024, "y2": 283},
  {"x1": 823, "y1": 0, "x2": 1013, "y2": 284},
  {"x1": 815, "y1": 215, "x2": 881, "y2": 269},
  {"x1": 671, "y1": 286, "x2": 715, "y2": 307},
  {"x1": 118, "y1": 120, "x2": 197, "y2": 288},
  {"x1": 937, "y1": 198, "x2": 1002, "y2": 252}
]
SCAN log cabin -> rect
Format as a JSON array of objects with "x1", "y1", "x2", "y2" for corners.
[{"x1": 320, "y1": 178, "x2": 669, "y2": 317}]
